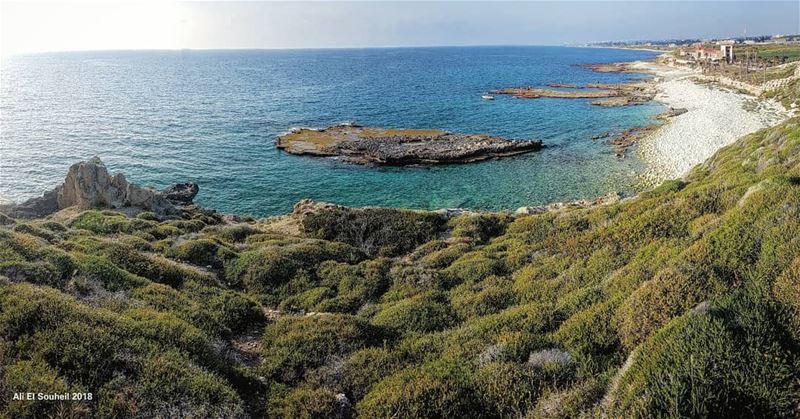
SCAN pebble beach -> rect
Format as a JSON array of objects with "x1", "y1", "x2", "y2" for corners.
[{"x1": 633, "y1": 60, "x2": 792, "y2": 183}]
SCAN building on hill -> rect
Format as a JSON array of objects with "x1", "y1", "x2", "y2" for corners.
[
  {"x1": 689, "y1": 43, "x2": 723, "y2": 61},
  {"x1": 720, "y1": 44, "x2": 734, "y2": 63}
]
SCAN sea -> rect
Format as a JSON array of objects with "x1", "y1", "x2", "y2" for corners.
[{"x1": 0, "y1": 46, "x2": 663, "y2": 216}]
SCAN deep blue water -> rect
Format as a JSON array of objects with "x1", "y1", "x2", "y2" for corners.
[{"x1": 0, "y1": 46, "x2": 661, "y2": 216}]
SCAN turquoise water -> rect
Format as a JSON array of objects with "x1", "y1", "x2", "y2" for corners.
[{"x1": 0, "y1": 46, "x2": 662, "y2": 216}]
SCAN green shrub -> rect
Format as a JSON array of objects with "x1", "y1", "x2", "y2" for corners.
[
  {"x1": 554, "y1": 298, "x2": 621, "y2": 361},
  {"x1": 476, "y1": 361, "x2": 540, "y2": 417},
  {"x1": 371, "y1": 291, "x2": 456, "y2": 334},
  {"x1": 448, "y1": 213, "x2": 512, "y2": 243},
  {"x1": 69, "y1": 210, "x2": 130, "y2": 234},
  {"x1": 217, "y1": 223, "x2": 260, "y2": 243},
  {"x1": 357, "y1": 360, "x2": 480, "y2": 418},
  {"x1": 261, "y1": 314, "x2": 382, "y2": 383},
  {"x1": 132, "y1": 350, "x2": 245, "y2": 417},
  {"x1": 2, "y1": 360, "x2": 81, "y2": 418},
  {"x1": 73, "y1": 253, "x2": 148, "y2": 291},
  {"x1": 450, "y1": 276, "x2": 516, "y2": 319},
  {"x1": 0, "y1": 260, "x2": 60, "y2": 287},
  {"x1": 267, "y1": 385, "x2": 347, "y2": 419},
  {"x1": 444, "y1": 251, "x2": 504, "y2": 284},
  {"x1": 136, "y1": 211, "x2": 159, "y2": 221},
  {"x1": 224, "y1": 240, "x2": 361, "y2": 292},
  {"x1": 166, "y1": 239, "x2": 225, "y2": 268},
  {"x1": 616, "y1": 265, "x2": 725, "y2": 349},
  {"x1": 419, "y1": 242, "x2": 471, "y2": 269},
  {"x1": 301, "y1": 206, "x2": 444, "y2": 256},
  {"x1": 13, "y1": 223, "x2": 59, "y2": 242},
  {"x1": 102, "y1": 243, "x2": 212, "y2": 287},
  {"x1": 444, "y1": 303, "x2": 559, "y2": 363},
  {"x1": 0, "y1": 212, "x2": 15, "y2": 225},
  {"x1": 340, "y1": 347, "x2": 401, "y2": 401},
  {"x1": 773, "y1": 256, "x2": 800, "y2": 341}
]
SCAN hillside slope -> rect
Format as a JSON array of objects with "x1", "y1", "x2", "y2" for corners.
[{"x1": 1, "y1": 116, "x2": 800, "y2": 417}]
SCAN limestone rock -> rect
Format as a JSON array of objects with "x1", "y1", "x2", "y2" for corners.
[{"x1": 1, "y1": 157, "x2": 182, "y2": 218}]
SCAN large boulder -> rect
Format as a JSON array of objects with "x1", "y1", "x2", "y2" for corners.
[
  {"x1": 162, "y1": 182, "x2": 199, "y2": 204},
  {"x1": 1, "y1": 157, "x2": 186, "y2": 219},
  {"x1": 56, "y1": 157, "x2": 177, "y2": 215}
]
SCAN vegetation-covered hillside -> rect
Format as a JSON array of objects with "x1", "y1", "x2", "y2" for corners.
[{"x1": 2, "y1": 117, "x2": 800, "y2": 418}]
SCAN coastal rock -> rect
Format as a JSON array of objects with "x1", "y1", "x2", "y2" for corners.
[
  {"x1": 277, "y1": 125, "x2": 543, "y2": 166},
  {"x1": 162, "y1": 182, "x2": 199, "y2": 204},
  {"x1": 1, "y1": 157, "x2": 183, "y2": 218},
  {"x1": 515, "y1": 192, "x2": 622, "y2": 215},
  {"x1": 1, "y1": 188, "x2": 61, "y2": 219},
  {"x1": 57, "y1": 157, "x2": 177, "y2": 215},
  {"x1": 492, "y1": 80, "x2": 655, "y2": 106}
]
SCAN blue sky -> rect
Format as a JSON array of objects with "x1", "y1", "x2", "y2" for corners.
[{"x1": 2, "y1": 1, "x2": 799, "y2": 55}]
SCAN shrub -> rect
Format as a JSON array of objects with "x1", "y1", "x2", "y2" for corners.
[
  {"x1": 616, "y1": 265, "x2": 725, "y2": 349},
  {"x1": 102, "y1": 243, "x2": 213, "y2": 288},
  {"x1": 261, "y1": 314, "x2": 382, "y2": 383},
  {"x1": 224, "y1": 240, "x2": 361, "y2": 292},
  {"x1": 357, "y1": 360, "x2": 480, "y2": 418},
  {"x1": 267, "y1": 385, "x2": 348, "y2": 419},
  {"x1": 136, "y1": 211, "x2": 159, "y2": 221},
  {"x1": 0, "y1": 212, "x2": 15, "y2": 225},
  {"x1": 73, "y1": 253, "x2": 148, "y2": 291},
  {"x1": 448, "y1": 213, "x2": 512, "y2": 244},
  {"x1": 443, "y1": 252, "x2": 504, "y2": 284},
  {"x1": 0, "y1": 260, "x2": 60, "y2": 287},
  {"x1": 301, "y1": 206, "x2": 444, "y2": 257},
  {"x1": 166, "y1": 239, "x2": 226, "y2": 268},
  {"x1": 132, "y1": 350, "x2": 245, "y2": 417},
  {"x1": 773, "y1": 256, "x2": 800, "y2": 340},
  {"x1": 216, "y1": 223, "x2": 260, "y2": 243},
  {"x1": 450, "y1": 276, "x2": 516, "y2": 319},
  {"x1": 553, "y1": 298, "x2": 621, "y2": 361},
  {"x1": 371, "y1": 291, "x2": 456, "y2": 334},
  {"x1": 444, "y1": 303, "x2": 559, "y2": 363},
  {"x1": 476, "y1": 361, "x2": 540, "y2": 417},
  {"x1": 419, "y1": 242, "x2": 471, "y2": 269},
  {"x1": 2, "y1": 360, "x2": 81, "y2": 418},
  {"x1": 69, "y1": 210, "x2": 130, "y2": 234},
  {"x1": 611, "y1": 287, "x2": 800, "y2": 418},
  {"x1": 340, "y1": 347, "x2": 401, "y2": 401}
]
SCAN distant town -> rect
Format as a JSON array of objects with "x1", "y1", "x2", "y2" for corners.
[{"x1": 588, "y1": 34, "x2": 800, "y2": 86}]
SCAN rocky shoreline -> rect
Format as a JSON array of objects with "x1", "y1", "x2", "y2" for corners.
[
  {"x1": 276, "y1": 124, "x2": 543, "y2": 166},
  {"x1": 0, "y1": 157, "x2": 201, "y2": 219}
]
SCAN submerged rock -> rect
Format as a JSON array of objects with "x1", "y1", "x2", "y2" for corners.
[{"x1": 0, "y1": 157, "x2": 190, "y2": 218}]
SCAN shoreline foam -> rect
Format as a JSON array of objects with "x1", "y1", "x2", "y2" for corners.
[{"x1": 632, "y1": 60, "x2": 792, "y2": 184}]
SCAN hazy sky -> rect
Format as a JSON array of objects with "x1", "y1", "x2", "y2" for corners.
[{"x1": 2, "y1": 1, "x2": 799, "y2": 55}]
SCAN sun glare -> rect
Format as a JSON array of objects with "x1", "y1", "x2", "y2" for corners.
[{"x1": 1, "y1": 1, "x2": 183, "y2": 56}]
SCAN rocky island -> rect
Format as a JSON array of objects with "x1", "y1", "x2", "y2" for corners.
[
  {"x1": 491, "y1": 80, "x2": 656, "y2": 107},
  {"x1": 276, "y1": 124, "x2": 543, "y2": 165}
]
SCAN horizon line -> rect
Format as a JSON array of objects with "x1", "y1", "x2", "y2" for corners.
[{"x1": 1, "y1": 43, "x2": 666, "y2": 58}]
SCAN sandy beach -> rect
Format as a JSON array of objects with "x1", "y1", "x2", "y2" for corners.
[{"x1": 633, "y1": 60, "x2": 792, "y2": 183}]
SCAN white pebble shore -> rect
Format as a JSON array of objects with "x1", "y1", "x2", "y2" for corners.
[{"x1": 632, "y1": 61, "x2": 792, "y2": 183}]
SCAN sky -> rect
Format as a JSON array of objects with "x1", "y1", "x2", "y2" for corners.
[{"x1": 1, "y1": 1, "x2": 799, "y2": 56}]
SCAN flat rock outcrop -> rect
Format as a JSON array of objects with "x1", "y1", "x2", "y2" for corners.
[
  {"x1": 0, "y1": 157, "x2": 195, "y2": 218},
  {"x1": 277, "y1": 125, "x2": 542, "y2": 166},
  {"x1": 492, "y1": 81, "x2": 655, "y2": 106}
]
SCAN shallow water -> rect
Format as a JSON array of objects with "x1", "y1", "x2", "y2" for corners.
[{"x1": 0, "y1": 46, "x2": 662, "y2": 216}]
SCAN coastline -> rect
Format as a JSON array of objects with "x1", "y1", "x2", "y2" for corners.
[{"x1": 630, "y1": 60, "x2": 793, "y2": 184}]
